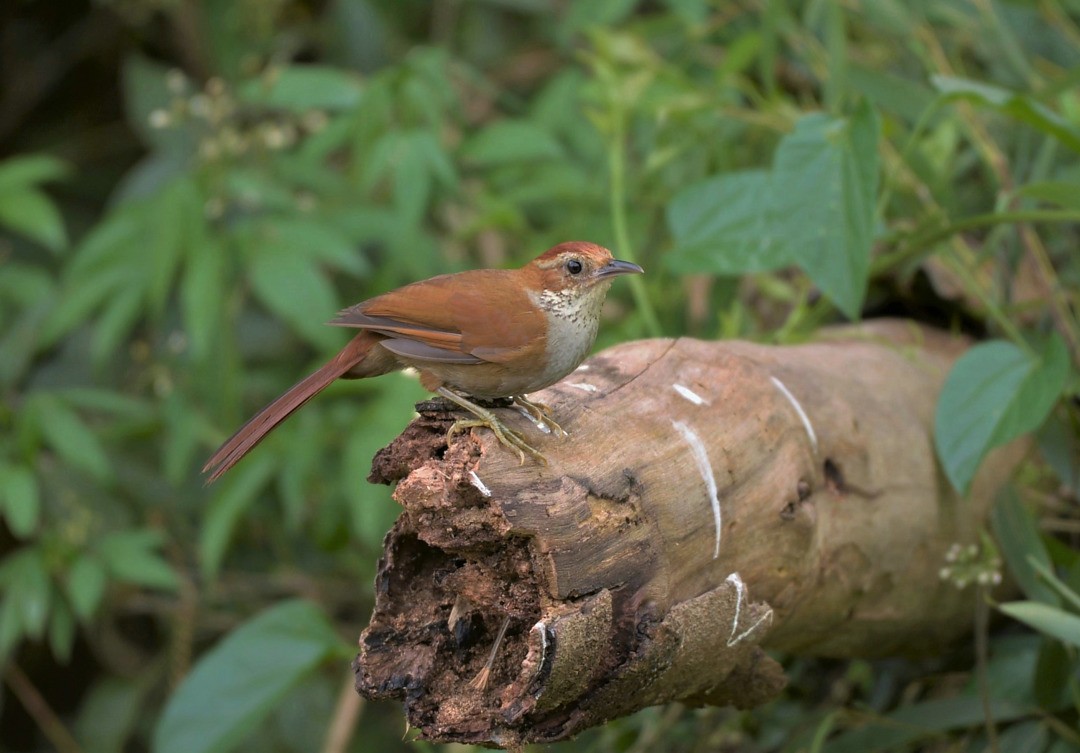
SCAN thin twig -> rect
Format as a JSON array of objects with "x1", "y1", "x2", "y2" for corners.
[
  {"x1": 3, "y1": 662, "x2": 85, "y2": 753},
  {"x1": 321, "y1": 670, "x2": 365, "y2": 753}
]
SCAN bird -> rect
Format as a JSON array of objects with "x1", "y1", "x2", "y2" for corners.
[{"x1": 202, "y1": 241, "x2": 643, "y2": 482}]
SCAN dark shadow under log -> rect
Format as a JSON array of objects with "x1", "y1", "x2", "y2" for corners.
[{"x1": 353, "y1": 320, "x2": 1026, "y2": 747}]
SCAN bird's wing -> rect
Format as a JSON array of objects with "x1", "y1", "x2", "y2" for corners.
[{"x1": 329, "y1": 269, "x2": 545, "y2": 365}]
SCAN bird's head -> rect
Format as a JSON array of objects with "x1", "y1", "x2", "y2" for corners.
[
  {"x1": 522, "y1": 241, "x2": 643, "y2": 324},
  {"x1": 526, "y1": 241, "x2": 643, "y2": 295}
]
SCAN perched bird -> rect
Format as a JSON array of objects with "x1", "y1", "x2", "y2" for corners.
[{"x1": 203, "y1": 242, "x2": 643, "y2": 481}]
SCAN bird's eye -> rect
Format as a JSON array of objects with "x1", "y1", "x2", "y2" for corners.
[{"x1": 566, "y1": 259, "x2": 583, "y2": 275}]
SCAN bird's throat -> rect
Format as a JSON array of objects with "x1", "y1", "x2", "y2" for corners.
[{"x1": 530, "y1": 282, "x2": 611, "y2": 386}]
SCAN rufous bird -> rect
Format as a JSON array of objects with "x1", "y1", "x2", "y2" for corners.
[{"x1": 203, "y1": 242, "x2": 643, "y2": 482}]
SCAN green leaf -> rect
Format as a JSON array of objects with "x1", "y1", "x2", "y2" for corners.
[
  {"x1": 75, "y1": 677, "x2": 146, "y2": 753},
  {"x1": 460, "y1": 120, "x2": 565, "y2": 166},
  {"x1": 0, "y1": 548, "x2": 52, "y2": 645},
  {"x1": 246, "y1": 239, "x2": 340, "y2": 350},
  {"x1": 162, "y1": 394, "x2": 203, "y2": 487},
  {"x1": 1034, "y1": 636, "x2": 1074, "y2": 711},
  {"x1": 339, "y1": 375, "x2": 426, "y2": 544},
  {"x1": 61, "y1": 388, "x2": 155, "y2": 421},
  {"x1": 0, "y1": 463, "x2": 41, "y2": 537},
  {"x1": 240, "y1": 65, "x2": 363, "y2": 112},
  {"x1": 999, "y1": 601, "x2": 1080, "y2": 648},
  {"x1": 393, "y1": 132, "x2": 434, "y2": 226},
  {"x1": 1016, "y1": 181, "x2": 1080, "y2": 210},
  {"x1": 34, "y1": 393, "x2": 112, "y2": 482},
  {"x1": 933, "y1": 75, "x2": 1080, "y2": 154},
  {"x1": 0, "y1": 154, "x2": 69, "y2": 193},
  {"x1": 823, "y1": 695, "x2": 1034, "y2": 753},
  {"x1": 90, "y1": 287, "x2": 142, "y2": 365},
  {"x1": 935, "y1": 335, "x2": 1070, "y2": 493},
  {"x1": 664, "y1": 104, "x2": 880, "y2": 319},
  {"x1": 181, "y1": 238, "x2": 226, "y2": 361},
  {"x1": 259, "y1": 218, "x2": 369, "y2": 278},
  {"x1": 666, "y1": 170, "x2": 786, "y2": 275},
  {"x1": 147, "y1": 178, "x2": 200, "y2": 317},
  {"x1": 153, "y1": 600, "x2": 347, "y2": 753},
  {"x1": 991, "y1": 487, "x2": 1057, "y2": 605},
  {"x1": 770, "y1": 103, "x2": 879, "y2": 319},
  {"x1": 97, "y1": 530, "x2": 178, "y2": 591},
  {"x1": 0, "y1": 188, "x2": 68, "y2": 252},
  {"x1": 48, "y1": 599, "x2": 75, "y2": 662},
  {"x1": 200, "y1": 454, "x2": 276, "y2": 581},
  {"x1": 66, "y1": 554, "x2": 108, "y2": 620}
]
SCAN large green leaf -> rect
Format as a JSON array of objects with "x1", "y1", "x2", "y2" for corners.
[
  {"x1": 664, "y1": 104, "x2": 880, "y2": 318},
  {"x1": 770, "y1": 102, "x2": 879, "y2": 319},
  {"x1": 152, "y1": 600, "x2": 348, "y2": 753},
  {"x1": 935, "y1": 335, "x2": 1070, "y2": 494},
  {"x1": 666, "y1": 170, "x2": 787, "y2": 274}
]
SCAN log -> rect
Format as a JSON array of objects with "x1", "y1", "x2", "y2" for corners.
[{"x1": 353, "y1": 320, "x2": 1025, "y2": 747}]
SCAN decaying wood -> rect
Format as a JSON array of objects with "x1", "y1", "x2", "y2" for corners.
[{"x1": 353, "y1": 320, "x2": 1026, "y2": 747}]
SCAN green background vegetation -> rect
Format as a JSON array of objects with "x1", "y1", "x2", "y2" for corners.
[{"x1": 1, "y1": 0, "x2": 1079, "y2": 751}]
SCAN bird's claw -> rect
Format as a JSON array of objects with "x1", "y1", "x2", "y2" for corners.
[{"x1": 512, "y1": 395, "x2": 568, "y2": 438}]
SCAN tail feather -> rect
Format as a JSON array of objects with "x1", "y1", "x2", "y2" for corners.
[{"x1": 203, "y1": 334, "x2": 376, "y2": 483}]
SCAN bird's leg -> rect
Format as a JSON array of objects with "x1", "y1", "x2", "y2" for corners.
[
  {"x1": 512, "y1": 394, "x2": 567, "y2": 438},
  {"x1": 437, "y1": 387, "x2": 547, "y2": 465}
]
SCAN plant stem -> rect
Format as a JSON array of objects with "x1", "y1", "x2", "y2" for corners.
[
  {"x1": 609, "y1": 110, "x2": 662, "y2": 337},
  {"x1": 873, "y1": 209, "x2": 1080, "y2": 276},
  {"x1": 975, "y1": 586, "x2": 1000, "y2": 753}
]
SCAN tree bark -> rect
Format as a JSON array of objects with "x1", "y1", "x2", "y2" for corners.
[{"x1": 353, "y1": 320, "x2": 1026, "y2": 747}]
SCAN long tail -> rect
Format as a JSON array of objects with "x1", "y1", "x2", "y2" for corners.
[{"x1": 203, "y1": 333, "x2": 379, "y2": 483}]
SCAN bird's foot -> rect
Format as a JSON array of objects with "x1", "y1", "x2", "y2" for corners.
[
  {"x1": 437, "y1": 387, "x2": 547, "y2": 465},
  {"x1": 512, "y1": 394, "x2": 568, "y2": 438},
  {"x1": 447, "y1": 417, "x2": 546, "y2": 465}
]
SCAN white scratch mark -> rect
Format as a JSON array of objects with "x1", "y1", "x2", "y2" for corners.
[
  {"x1": 672, "y1": 383, "x2": 709, "y2": 406},
  {"x1": 576, "y1": 364, "x2": 590, "y2": 371},
  {"x1": 567, "y1": 382, "x2": 598, "y2": 393},
  {"x1": 725, "y1": 572, "x2": 771, "y2": 646},
  {"x1": 514, "y1": 407, "x2": 552, "y2": 434},
  {"x1": 671, "y1": 420, "x2": 722, "y2": 559},
  {"x1": 531, "y1": 620, "x2": 548, "y2": 668},
  {"x1": 770, "y1": 376, "x2": 818, "y2": 454},
  {"x1": 468, "y1": 470, "x2": 492, "y2": 498}
]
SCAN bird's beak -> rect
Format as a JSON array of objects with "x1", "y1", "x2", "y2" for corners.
[{"x1": 595, "y1": 259, "x2": 644, "y2": 279}]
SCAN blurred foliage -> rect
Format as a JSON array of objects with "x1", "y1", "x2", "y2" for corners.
[{"x1": 0, "y1": 0, "x2": 1079, "y2": 751}]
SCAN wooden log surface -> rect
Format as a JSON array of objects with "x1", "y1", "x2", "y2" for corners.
[{"x1": 353, "y1": 320, "x2": 1026, "y2": 747}]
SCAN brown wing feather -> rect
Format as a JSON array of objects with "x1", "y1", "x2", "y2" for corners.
[{"x1": 330, "y1": 268, "x2": 545, "y2": 364}]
